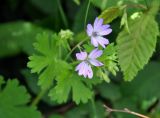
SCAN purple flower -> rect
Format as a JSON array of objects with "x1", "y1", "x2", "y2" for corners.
[
  {"x1": 75, "y1": 48, "x2": 103, "y2": 79},
  {"x1": 87, "y1": 17, "x2": 112, "y2": 48}
]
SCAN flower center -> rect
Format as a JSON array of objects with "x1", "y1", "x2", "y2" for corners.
[{"x1": 92, "y1": 32, "x2": 98, "y2": 37}]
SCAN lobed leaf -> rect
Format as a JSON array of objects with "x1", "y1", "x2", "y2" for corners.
[
  {"x1": 0, "y1": 79, "x2": 41, "y2": 118},
  {"x1": 49, "y1": 73, "x2": 94, "y2": 104}
]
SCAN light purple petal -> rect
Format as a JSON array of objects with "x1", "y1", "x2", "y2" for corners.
[
  {"x1": 81, "y1": 62, "x2": 88, "y2": 78},
  {"x1": 87, "y1": 24, "x2": 93, "y2": 36},
  {"x1": 93, "y1": 17, "x2": 99, "y2": 28},
  {"x1": 94, "y1": 18, "x2": 103, "y2": 30},
  {"x1": 96, "y1": 24, "x2": 110, "y2": 32},
  {"x1": 77, "y1": 62, "x2": 86, "y2": 75},
  {"x1": 76, "y1": 62, "x2": 93, "y2": 78},
  {"x1": 76, "y1": 52, "x2": 87, "y2": 60},
  {"x1": 89, "y1": 59, "x2": 103, "y2": 66},
  {"x1": 75, "y1": 62, "x2": 84, "y2": 71},
  {"x1": 88, "y1": 48, "x2": 103, "y2": 59},
  {"x1": 87, "y1": 65, "x2": 93, "y2": 79},
  {"x1": 97, "y1": 37, "x2": 109, "y2": 48},
  {"x1": 91, "y1": 37, "x2": 98, "y2": 47},
  {"x1": 99, "y1": 28, "x2": 112, "y2": 36},
  {"x1": 102, "y1": 24, "x2": 110, "y2": 29}
]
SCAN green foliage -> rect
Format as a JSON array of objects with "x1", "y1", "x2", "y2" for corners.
[
  {"x1": 95, "y1": 61, "x2": 160, "y2": 118},
  {"x1": 29, "y1": 0, "x2": 58, "y2": 15},
  {"x1": 65, "y1": 101, "x2": 106, "y2": 118},
  {"x1": 0, "y1": 21, "x2": 51, "y2": 57},
  {"x1": 72, "y1": 1, "x2": 98, "y2": 32},
  {"x1": 0, "y1": 0, "x2": 159, "y2": 117},
  {"x1": 91, "y1": 0, "x2": 119, "y2": 10},
  {"x1": 28, "y1": 32, "x2": 102, "y2": 104},
  {"x1": 28, "y1": 32, "x2": 64, "y2": 89},
  {"x1": 73, "y1": 0, "x2": 81, "y2": 5},
  {"x1": 0, "y1": 78, "x2": 41, "y2": 118},
  {"x1": 121, "y1": 62, "x2": 160, "y2": 100},
  {"x1": 117, "y1": 5, "x2": 159, "y2": 81},
  {"x1": 120, "y1": 8, "x2": 129, "y2": 32},
  {"x1": 103, "y1": 44, "x2": 119, "y2": 76},
  {"x1": 49, "y1": 73, "x2": 94, "y2": 104},
  {"x1": 99, "y1": 6, "x2": 122, "y2": 24}
]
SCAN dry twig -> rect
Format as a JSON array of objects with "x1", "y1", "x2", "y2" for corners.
[{"x1": 104, "y1": 105, "x2": 150, "y2": 118}]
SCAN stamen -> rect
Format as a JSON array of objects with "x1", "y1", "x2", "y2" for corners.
[{"x1": 92, "y1": 32, "x2": 98, "y2": 37}]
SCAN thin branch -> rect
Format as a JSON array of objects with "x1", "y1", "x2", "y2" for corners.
[
  {"x1": 104, "y1": 105, "x2": 150, "y2": 118},
  {"x1": 57, "y1": 0, "x2": 68, "y2": 28},
  {"x1": 84, "y1": 0, "x2": 91, "y2": 29},
  {"x1": 125, "y1": 4, "x2": 147, "y2": 10},
  {"x1": 64, "y1": 38, "x2": 88, "y2": 61}
]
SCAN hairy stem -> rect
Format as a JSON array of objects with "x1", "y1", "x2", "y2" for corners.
[{"x1": 104, "y1": 105, "x2": 150, "y2": 118}]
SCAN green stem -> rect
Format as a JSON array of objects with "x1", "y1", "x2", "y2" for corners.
[
  {"x1": 31, "y1": 89, "x2": 48, "y2": 106},
  {"x1": 91, "y1": 97, "x2": 98, "y2": 118},
  {"x1": 57, "y1": 0, "x2": 68, "y2": 28},
  {"x1": 65, "y1": 38, "x2": 88, "y2": 61},
  {"x1": 144, "y1": 0, "x2": 149, "y2": 9},
  {"x1": 84, "y1": 0, "x2": 91, "y2": 29},
  {"x1": 59, "y1": 46, "x2": 61, "y2": 59}
]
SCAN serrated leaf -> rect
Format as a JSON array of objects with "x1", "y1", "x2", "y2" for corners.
[
  {"x1": 117, "y1": 6, "x2": 159, "y2": 81},
  {"x1": 28, "y1": 32, "x2": 100, "y2": 104},
  {"x1": 49, "y1": 73, "x2": 93, "y2": 104},
  {"x1": 99, "y1": 7, "x2": 122, "y2": 24},
  {"x1": 28, "y1": 32, "x2": 60, "y2": 90},
  {"x1": 99, "y1": 43, "x2": 119, "y2": 76},
  {"x1": 0, "y1": 79, "x2": 41, "y2": 118},
  {"x1": 71, "y1": 74, "x2": 94, "y2": 104}
]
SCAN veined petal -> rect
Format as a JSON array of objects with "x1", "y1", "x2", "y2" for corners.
[
  {"x1": 91, "y1": 37, "x2": 98, "y2": 47},
  {"x1": 76, "y1": 62, "x2": 93, "y2": 78},
  {"x1": 97, "y1": 24, "x2": 110, "y2": 32},
  {"x1": 77, "y1": 62, "x2": 86, "y2": 75},
  {"x1": 75, "y1": 62, "x2": 84, "y2": 71},
  {"x1": 88, "y1": 48, "x2": 103, "y2": 59},
  {"x1": 76, "y1": 52, "x2": 87, "y2": 60},
  {"x1": 89, "y1": 59, "x2": 103, "y2": 67},
  {"x1": 94, "y1": 18, "x2": 103, "y2": 30},
  {"x1": 93, "y1": 17, "x2": 99, "y2": 28},
  {"x1": 99, "y1": 28, "x2": 112, "y2": 36},
  {"x1": 87, "y1": 65, "x2": 93, "y2": 79},
  {"x1": 97, "y1": 36, "x2": 109, "y2": 48},
  {"x1": 102, "y1": 24, "x2": 110, "y2": 29},
  {"x1": 87, "y1": 24, "x2": 93, "y2": 36}
]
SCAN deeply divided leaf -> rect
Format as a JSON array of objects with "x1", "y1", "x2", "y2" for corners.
[
  {"x1": 28, "y1": 32, "x2": 99, "y2": 104},
  {"x1": 0, "y1": 79, "x2": 41, "y2": 118}
]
